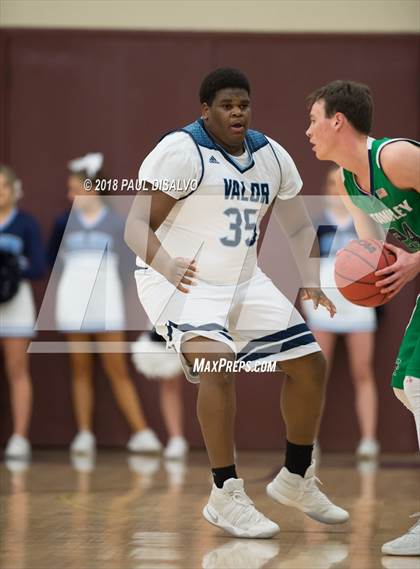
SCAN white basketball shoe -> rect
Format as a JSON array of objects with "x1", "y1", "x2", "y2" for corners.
[
  {"x1": 266, "y1": 462, "x2": 349, "y2": 524},
  {"x1": 381, "y1": 513, "x2": 420, "y2": 556},
  {"x1": 203, "y1": 478, "x2": 280, "y2": 538}
]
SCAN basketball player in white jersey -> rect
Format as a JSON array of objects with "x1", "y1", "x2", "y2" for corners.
[{"x1": 125, "y1": 68, "x2": 349, "y2": 538}]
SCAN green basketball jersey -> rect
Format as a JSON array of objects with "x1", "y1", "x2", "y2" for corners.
[{"x1": 342, "y1": 137, "x2": 420, "y2": 252}]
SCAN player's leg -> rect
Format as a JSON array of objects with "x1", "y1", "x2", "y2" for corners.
[
  {"x1": 403, "y1": 334, "x2": 420, "y2": 447},
  {"x1": 234, "y1": 270, "x2": 348, "y2": 523},
  {"x1": 309, "y1": 330, "x2": 337, "y2": 458},
  {"x1": 96, "y1": 331, "x2": 161, "y2": 453},
  {"x1": 182, "y1": 335, "x2": 236, "y2": 469},
  {"x1": 269, "y1": 355, "x2": 350, "y2": 524},
  {"x1": 390, "y1": 297, "x2": 420, "y2": 442},
  {"x1": 382, "y1": 298, "x2": 420, "y2": 556},
  {"x1": 280, "y1": 351, "x2": 327, "y2": 445},
  {"x1": 345, "y1": 331, "x2": 379, "y2": 456},
  {"x1": 182, "y1": 335, "x2": 279, "y2": 538},
  {"x1": 2, "y1": 337, "x2": 32, "y2": 457},
  {"x1": 267, "y1": 351, "x2": 349, "y2": 524},
  {"x1": 136, "y1": 271, "x2": 278, "y2": 536}
]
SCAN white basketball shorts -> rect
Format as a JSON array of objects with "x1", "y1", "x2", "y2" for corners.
[{"x1": 135, "y1": 265, "x2": 321, "y2": 383}]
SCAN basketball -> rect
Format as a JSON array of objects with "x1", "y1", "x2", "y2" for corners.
[{"x1": 334, "y1": 239, "x2": 396, "y2": 307}]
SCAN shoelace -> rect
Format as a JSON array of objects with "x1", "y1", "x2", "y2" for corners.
[
  {"x1": 232, "y1": 489, "x2": 254, "y2": 507},
  {"x1": 228, "y1": 489, "x2": 265, "y2": 525},
  {"x1": 301, "y1": 475, "x2": 333, "y2": 507}
]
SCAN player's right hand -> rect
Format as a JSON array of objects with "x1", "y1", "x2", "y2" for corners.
[
  {"x1": 301, "y1": 287, "x2": 337, "y2": 318},
  {"x1": 167, "y1": 257, "x2": 198, "y2": 293}
]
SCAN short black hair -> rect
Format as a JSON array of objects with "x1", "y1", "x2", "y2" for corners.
[
  {"x1": 199, "y1": 68, "x2": 251, "y2": 105},
  {"x1": 307, "y1": 80, "x2": 373, "y2": 135}
]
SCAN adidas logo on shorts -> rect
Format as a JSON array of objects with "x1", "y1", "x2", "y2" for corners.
[{"x1": 209, "y1": 155, "x2": 219, "y2": 164}]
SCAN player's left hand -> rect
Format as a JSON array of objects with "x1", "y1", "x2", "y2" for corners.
[
  {"x1": 301, "y1": 288, "x2": 336, "y2": 318},
  {"x1": 375, "y1": 243, "x2": 420, "y2": 299}
]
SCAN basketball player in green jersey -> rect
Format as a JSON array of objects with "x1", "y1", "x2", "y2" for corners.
[{"x1": 306, "y1": 80, "x2": 420, "y2": 557}]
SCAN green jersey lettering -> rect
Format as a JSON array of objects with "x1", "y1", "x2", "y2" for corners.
[{"x1": 342, "y1": 137, "x2": 420, "y2": 252}]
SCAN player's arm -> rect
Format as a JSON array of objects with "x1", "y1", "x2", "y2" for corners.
[
  {"x1": 380, "y1": 141, "x2": 420, "y2": 192},
  {"x1": 124, "y1": 185, "x2": 197, "y2": 293},
  {"x1": 374, "y1": 142, "x2": 420, "y2": 297},
  {"x1": 334, "y1": 170, "x2": 386, "y2": 240},
  {"x1": 273, "y1": 195, "x2": 336, "y2": 317}
]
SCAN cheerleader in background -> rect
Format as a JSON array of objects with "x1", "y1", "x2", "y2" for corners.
[
  {"x1": 48, "y1": 153, "x2": 161, "y2": 454},
  {"x1": 132, "y1": 330, "x2": 188, "y2": 460},
  {"x1": 303, "y1": 165, "x2": 379, "y2": 457},
  {"x1": 0, "y1": 165, "x2": 46, "y2": 459}
]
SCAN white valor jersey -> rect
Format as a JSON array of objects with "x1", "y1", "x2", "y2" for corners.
[{"x1": 138, "y1": 119, "x2": 302, "y2": 285}]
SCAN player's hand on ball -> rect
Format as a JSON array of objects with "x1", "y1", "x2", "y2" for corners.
[
  {"x1": 168, "y1": 257, "x2": 198, "y2": 293},
  {"x1": 301, "y1": 287, "x2": 336, "y2": 318},
  {"x1": 375, "y1": 243, "x2": 420, "y2": 299}
]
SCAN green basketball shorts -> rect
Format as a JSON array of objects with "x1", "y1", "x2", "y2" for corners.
[{"x1": 391, "y1": 295, "x2": 420, "y2": 389}]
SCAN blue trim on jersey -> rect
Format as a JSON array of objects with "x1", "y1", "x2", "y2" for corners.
[
  {"x1": 266, "y1": 141, "x2": 282, "y2": 186},
  {"x1": 182, "y1": 119, "x2": 268, "y2": 153},
  {"x1": 246, "y1": 129, "x2": 269, "y2": 153},
  {"x1": 237, "y1": 323, "x2": 311, "y2": 361},
  {"x1": 166, "y1": 320, "x2": 233, "y2": 343},
  {"x1": 163, "y1": 119, "x2": 270, "y2": 181},
  {"x1": 181, "y1": 120, "x2": 214, "y2": 149}
]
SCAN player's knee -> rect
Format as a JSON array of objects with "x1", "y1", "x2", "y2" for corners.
[
  {"x1": 309, "y1": 351, "x2": 327, "y2": 383},
  {"x1": 183, "y1": 336, "x2": 235, "y2": 387},
  {"x1": 199, "y1": 371, "x2": 234, "y2": 390},
  {"x1": 281, "y1": 350, "x2": 327, "y2": 387},
  {"x1": 200, "y1": 352, "x2": 236, "y2": 387},
  {"x1": 182, "y1": 336, "x2": 233, "y2": 366}
]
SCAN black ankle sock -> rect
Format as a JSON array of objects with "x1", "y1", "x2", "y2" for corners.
[
  {"x1": 212, "y1": 464, "x2": 237, "y2": 488},
  {"x1": 285, "y1": 440, "x2": 313, "y2": 477}
]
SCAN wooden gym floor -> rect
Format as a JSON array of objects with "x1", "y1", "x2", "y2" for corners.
[{"x1": 1, "y1": 451, "x2": 419, "y2": 569}]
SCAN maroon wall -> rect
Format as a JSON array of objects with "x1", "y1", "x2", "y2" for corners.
[{"x1": 0, "y1": 29, "x2": 418, "y2": 451}]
